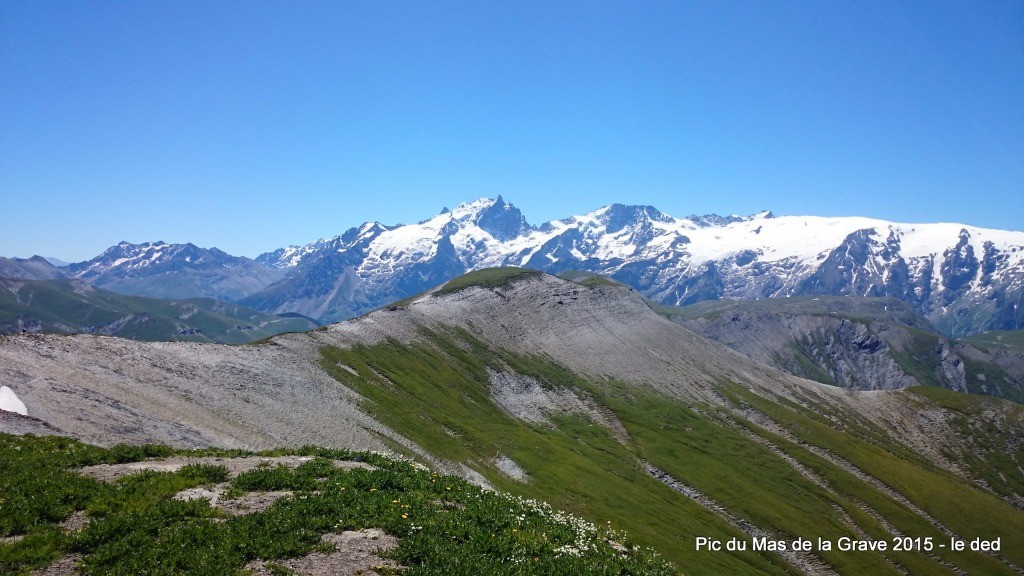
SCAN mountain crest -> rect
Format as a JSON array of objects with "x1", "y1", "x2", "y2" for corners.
[
  {"x1": 41, "y1": 199, "x2": 1024, "y2": 336},
  {"x1": 473, "y1": 196, "x2": 531, "y2": 241}
]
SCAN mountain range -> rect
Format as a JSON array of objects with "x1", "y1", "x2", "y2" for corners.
[
  {"x1": 0, "y1": 277, "x2": 317, "y2": 343},
  {"x1": 2, "y1": 269, "x2": 1022, "y2": 575},
  {"x1": 5, "y1": 197, "x2": 1024, "y2": 337}
]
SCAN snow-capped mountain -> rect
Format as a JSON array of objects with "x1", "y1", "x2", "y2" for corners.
[
  {"x1": 250, "y1": 197, "x2": 1024, "y2": 335},
  {"x1": 66, "y1": 241, "x2": 284, "y2": 302},
  {"x1": 44, "y1": 199, "x2": 1023, "y2": 337}
]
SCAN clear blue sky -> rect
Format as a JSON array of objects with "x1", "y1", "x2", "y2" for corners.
[{"x1": 2, "y1": 1, "x2": 1022, "y2": 261}]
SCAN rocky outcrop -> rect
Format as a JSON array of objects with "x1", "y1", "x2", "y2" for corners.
[{"x1": 675, "y1": 301, "x2": 1024, "y2": 401}]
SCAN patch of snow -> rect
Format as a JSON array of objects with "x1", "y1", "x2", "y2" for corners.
[{"x1": 0, "y1": 386, "x2": 27, "y2": 415}]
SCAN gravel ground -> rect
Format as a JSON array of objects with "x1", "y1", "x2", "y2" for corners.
[
  {"x1": 0, "y1": 333, "x2": 406, "y2": 452},
  {"x1": 0, "y1": 410, "x2": 64, "y2": 436},
  {"x1": 244, "y1": 529, "x2": 400, "y2": 576}
]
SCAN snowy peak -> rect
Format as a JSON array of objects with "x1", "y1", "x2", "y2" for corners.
[
  {"x1": 44, "y1": 200, "x2": 1024, "y2": 335},
  {"x1": 256, "y1": 198, "x2": 530, "y2": 272},
  {"x1": 473, "y1": 196, "x2": 531, "y2": 241},
  {"x1": 69, "y1": 241, "x2": 247, "y2": 278},
  {"x1": 600, "y1": 204, "x2": 672, "y2": 234},
  {"x1": 65, "y1": 241, "x2": 283, "y2": 302}
]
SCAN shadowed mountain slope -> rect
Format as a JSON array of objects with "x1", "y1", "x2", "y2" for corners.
[
  {"x1": 0, "y1": 256, "x2": 68, "y2": 280},
  {"x1": 0, "y1": 277, "x2": 317, "y2": 344}
]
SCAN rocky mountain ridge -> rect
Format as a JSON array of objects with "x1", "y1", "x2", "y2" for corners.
[
  {"x1": 66, "y1": 240, "x2": 284, "y2": 302},
  {"x1": 2, "y1": 270, "x2": 1022, "y2": 575},
  {"x1": 10, "y1": 197, "x2": 1024, "y2": 335}
]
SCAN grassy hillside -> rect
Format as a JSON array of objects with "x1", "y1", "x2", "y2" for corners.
[
  {"x1": 0, "y1": 434, "x2": 672, "y2": 575},
  {"x1": 436, "y1": 267, "x2": 542, "y2": 295},
  {"x1": 556, "y1": 270, "x2": 628, "y2": 288},
  {"x1": 320, "y1": 327, "x2": 1024, "y2": 575},
  {"x1": 964, "y1": 330, "x2": 1024, "y2": 354},
  {"x1": 0, "y1": 278, "x2": 317, "y2": 344}
]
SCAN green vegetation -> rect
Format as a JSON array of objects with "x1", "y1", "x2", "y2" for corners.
[
  {"x1": 319, "y1": 328, "x2": 1024, "y2": 575},
  {"x1": 886, "y1": 328, "x2": 1024, "y2": 403},
  {"x1": 885, "y1": 327, "x2": 944, "y2": 386},
  {"x1": 905, "y1": 386, "x2": 1024, "y2": 501},
  {"x1": 779, "y1": 341, "x2": 837, "y2": 385},
  {"x1": 964, "y1": 330, "x2": 1024, "y2": 354},
  {"x1": 322, "y1": 331, "x2": 790, "y2": 575},
  {"x1": 0, "y1": 278, "x2": 317, "y2": 343},
  {"x1": 556, "y1": 270, "x2": 626, "y2": 288},
  {"x1": 959, "y1": 354, "x2": 1024, "y2": 403},
  {"x1": 436, "y1": 268, "x2": 542, "y2": 296},
  {"x1": 729, "y1": 385, "x2": 1024, "y2": 572},
  {"x1": 0, "y1": 434, "x2": 672, "y2": 575}
]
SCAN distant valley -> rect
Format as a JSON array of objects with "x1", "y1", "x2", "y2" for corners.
[{"x1": 0, "y1": 276, "x2": 316, "y2": 344}]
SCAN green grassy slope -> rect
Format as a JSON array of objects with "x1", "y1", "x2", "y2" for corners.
[
  {"x1": 320, "y1": 328, "x2": 1024, "y2": 575},
  {"x1": 0, "y1": 435, "x2": 673, "y2": 575},
  {"x1": 436, "y1": 268, "x2": 542, "y2": 296},
  {"x1": 964, "y1": 330, "x2": 1024, "y2": 354},
  {"x1": 556, "y1": 270, "x2": 629, "y2": 288},
  {"x1": 0, "y1": 278, "x2": 317, "y2": 344}
]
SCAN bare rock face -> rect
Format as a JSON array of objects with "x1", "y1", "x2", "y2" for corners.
[
  {"x1": 677, "y1": 309, "x2": 925, "y2": 391},
  {"x1": 676, "y1": 302, "x2": 1024, "y2": 401},
  {"x1": 935, "y1": 340, "x2": 968, "y2": 392}
]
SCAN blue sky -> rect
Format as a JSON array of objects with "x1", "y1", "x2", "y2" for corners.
[{"x1": 2, "y1": 1, "x2": 1022, "y2": 261}]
